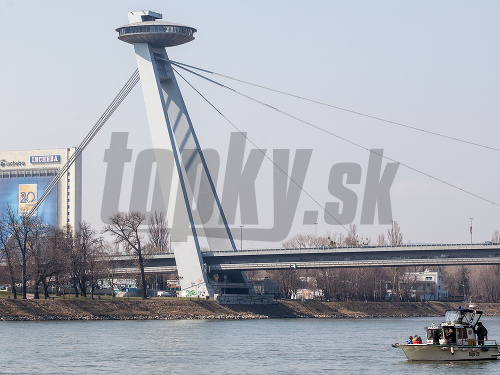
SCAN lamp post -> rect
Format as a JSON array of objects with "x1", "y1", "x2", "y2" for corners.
[
  {"x1": 240, "y1": 225, "x2": 243, "y2": 251},
  {"x1": 314, "y1": 222, "x2": 318, "y2": 237},
  {"x1": 470, "y1": 218, "x2": 473, "y2": 245}
]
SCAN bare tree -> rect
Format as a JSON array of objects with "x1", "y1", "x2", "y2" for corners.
[
  {"x1": 104, "y1": 212, "x2": 148, "y2": 299},
  {"x1": 282, "y1": 233, "x2": 330, "y2": 249},
  {"x1": 0, "y1": 217, "x2": 19, "y2": 299},
  {"x1": 269, "y1": 269, "x2": 302, "y2": 299},
  {"x1": 387, "y1": 221, "x2": 403, "y2": 246},
  {"x1": 148, "y1": 211, "x2": 169, "y2": 254},
  {"x1": 344, "y1": 224, "x2": 359, "y2": 247},
  {"x1": 313, "y1": 268, "x2": 336, "y2": 300},
  {"x1": 45, "y1": 226, "x2": 73, "y2": 297},
  {"x1": 470, "y1": 265, "x2": 500, "y2": 302},
  {"x1": 4, "y1": 206, "x2": 39, "y2": 299},
  {"x1": 458, "y1": 266, "x2": 470, "y2": 301},
  {"x1": 75, "y1": 221, "x2": 104, "y2": 299},
  {"x1": 492, "y1": 230, "x2": 500, "y2": 243},
  {"x1": 343, "y1": 224, "x2": 370, "y2": 247},
  {"x1": 29, "y1": 223, "x2": 51, "y2": 299},
  {"x1": 377, "y1": 233, "x2": 386, "y2": 246}
]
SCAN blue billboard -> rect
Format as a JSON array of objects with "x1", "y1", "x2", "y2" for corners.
[{"x1": 0, "y1": 176, "x2": 58, "y2": 227}]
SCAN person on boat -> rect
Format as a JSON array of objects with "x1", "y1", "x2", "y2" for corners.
[
  {"x1": 476, "y1": 322, "x2": 488, "y2": 345},
  {"x1": 406, "y1": 336, "x2": 413, "y2": 344},
  {"x1": 413, "y1": 335, "x2": 422, "y2": 344},
  {"x1": 444, "y1": 328, "x2": 455, "y2": 343},
  {"x1": 432, "y1": 329, "x2": 440, "y2": 343}
]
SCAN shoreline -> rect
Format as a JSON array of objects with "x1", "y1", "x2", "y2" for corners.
[{"x1": 2, "y1": 299, "x2": 500, "y2": 322}]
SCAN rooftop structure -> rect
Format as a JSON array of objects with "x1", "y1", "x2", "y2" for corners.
[{"x1": 116, "y1": 11, "x2": 197, "y2": 47}]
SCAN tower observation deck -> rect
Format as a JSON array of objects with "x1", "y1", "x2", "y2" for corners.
[{"x1": 116, "y1": 11, "x2": 196, "y2": 47}]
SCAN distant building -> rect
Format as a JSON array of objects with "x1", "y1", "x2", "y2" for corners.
[
  {"x1": 249, "y1": 277, "x2": 280, "y2": 295},
  {"x1": 294, "y1": 276, "x2": 323, "y2": 300},
  {"x1": 0, "y1": 148, "x2": 81, "y2": 231},
  {"x1": 403, "y1": 269, "x2": 448, "y2": 301}
]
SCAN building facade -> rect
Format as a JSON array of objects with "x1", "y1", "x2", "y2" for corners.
[
  {"x1": 404, "y1": 269, "x2": 448, "y2": 301},
  {"x1": 0, "y1": 148, "x2": 82, "y2": 231}
]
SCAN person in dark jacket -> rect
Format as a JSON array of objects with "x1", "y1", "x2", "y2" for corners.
[{"x1": 476, "y1": 322, "x2": 488, "y2": 345}]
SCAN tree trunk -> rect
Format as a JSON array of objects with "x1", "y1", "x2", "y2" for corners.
[
  {"x1": 11, "y1": 285, "x2": 17, "y2": 299},
  {"x1": 90, "y1": 275, "x2": 94, "y2": 300},
  {"x1": 22, "y1": 256, "x2": 27, "y2": 299},
  {"x1": 73, "y1": 279, "x2": 79, "y2": 298},
  {"x1": 7, "y1": 263, "x2": 17, "y2": 299},
  {"x1": 138, "y1": 252, "x2": 147, "y2": 299},
  {"x1": 42, "y1": 279, "x2": 49, "y2": 299},
  {"x1": 79, "y1": 276, "x2": 87, "y2": 298},
  {"x1": 33, "y1": 279, "x2": 40, "y2": 299},
  {"x1": 4, "y1": 251, "x2": 18, "y2": 299}
]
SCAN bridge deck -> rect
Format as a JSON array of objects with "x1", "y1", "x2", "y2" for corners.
[{"x1": 110, "y1": 243, "x2": 500, "y2": 274}]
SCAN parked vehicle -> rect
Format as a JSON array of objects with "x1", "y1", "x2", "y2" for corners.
[{"x1": 157, "y1": 290, "x2": 176, "y2": 297}]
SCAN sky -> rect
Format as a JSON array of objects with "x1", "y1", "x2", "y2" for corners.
[{"x1": 0, "y1": 1, "x2": 499, "y2": 248}]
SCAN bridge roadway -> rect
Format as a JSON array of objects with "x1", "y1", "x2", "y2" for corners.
[{"x1": 111, "y1": 243, "x2": 500, "y2": 274}]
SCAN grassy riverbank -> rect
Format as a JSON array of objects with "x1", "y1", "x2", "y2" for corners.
[{"x1": 1, "y1": 297, "x2": 500, "y2": 321}]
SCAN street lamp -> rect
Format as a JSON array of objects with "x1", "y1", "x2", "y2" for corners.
[
  {"x1": 470, "y1": 218, "x2": 473, "y2": 245},
  {"x1": 314, "y1": 222, "x2": 318, "y2": 237},
  {"x1": 240, "y1": 225, "x2": 243, "y2": 251}
]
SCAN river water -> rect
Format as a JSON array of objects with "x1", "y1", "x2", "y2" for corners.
[{"x1": 1, "y1": 316, "x2": 500, "y2": 374}]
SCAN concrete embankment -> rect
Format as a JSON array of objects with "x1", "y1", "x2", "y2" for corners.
[{"x1": 1, "y1": 299, "x2": 499, "y2": 321}]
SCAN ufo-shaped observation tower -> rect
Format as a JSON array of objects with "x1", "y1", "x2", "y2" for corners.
[{"x1": 116, "y1": 11, "x2": 246, "y2": 300}]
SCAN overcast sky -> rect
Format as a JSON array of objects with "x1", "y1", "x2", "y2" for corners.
[{"x1": 1, "y1": 1, "x2": 499, "y2": 248}]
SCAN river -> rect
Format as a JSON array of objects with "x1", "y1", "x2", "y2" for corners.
[{"x1": 1, "y1": 317, "x2": 500, "y2": 374}]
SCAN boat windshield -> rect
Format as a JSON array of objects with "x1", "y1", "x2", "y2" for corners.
[{"x1": 444, "y1": 309, "x2": 481, "y2": 326}]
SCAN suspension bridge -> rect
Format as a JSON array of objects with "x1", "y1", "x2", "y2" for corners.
[{"x1": 24, "y1": 10, "x2": 500, "y2": 301}]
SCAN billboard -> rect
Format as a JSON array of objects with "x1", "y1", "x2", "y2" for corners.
[
  {"x1": 18, "y1": 184, "x2": 37, "y2": 215},
  {"x1": 0, "y1": 176, "x2": 58, "y2": 227}
]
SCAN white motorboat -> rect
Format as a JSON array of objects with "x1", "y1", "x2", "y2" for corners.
[{"x1": 393, "y1": 305, "x2": 500, "y2": 361}]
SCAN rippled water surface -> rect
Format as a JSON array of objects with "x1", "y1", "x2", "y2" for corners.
[{"x1": 2, "y1": 316, "x2": 500, "y2": 374}]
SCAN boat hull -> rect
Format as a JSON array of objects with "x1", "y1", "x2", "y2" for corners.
[{"x1": 399, "y1": 344, "x2": 499, "y2": 361}]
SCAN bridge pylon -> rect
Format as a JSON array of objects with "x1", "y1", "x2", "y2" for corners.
[{"x1": 116, "y1": 11, "x2": 248, "y2": 299}]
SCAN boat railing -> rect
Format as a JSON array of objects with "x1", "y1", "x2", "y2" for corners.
[{"x1": 484, "y1": 340, "x2": 498, "y2": 346}]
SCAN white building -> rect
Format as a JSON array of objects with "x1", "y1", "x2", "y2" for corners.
[
  {"x1": 0, "y1": 148, "x2": 82, "y2": 231},
  {"x1": 404, "y1": 269, "x2": 448, "y2": 301}
]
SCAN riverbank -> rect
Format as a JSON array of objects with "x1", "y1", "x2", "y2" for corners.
[{"x1": 1, "y1": 299, "x2": 500, "y2": 321}]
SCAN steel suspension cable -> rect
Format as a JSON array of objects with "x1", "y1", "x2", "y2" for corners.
[
  {"x1": 173, "y1": 66, "x2": 348, "y2": 231},
  {"x1": 167, "y1": 59, "x2": 500, "y2": 153},
  {"x1": 27, "y1": 70, "x2": 140, "y2": 219},
  {"x1": 171, "y1": 63, "x2": 500, "y2": 208}
]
